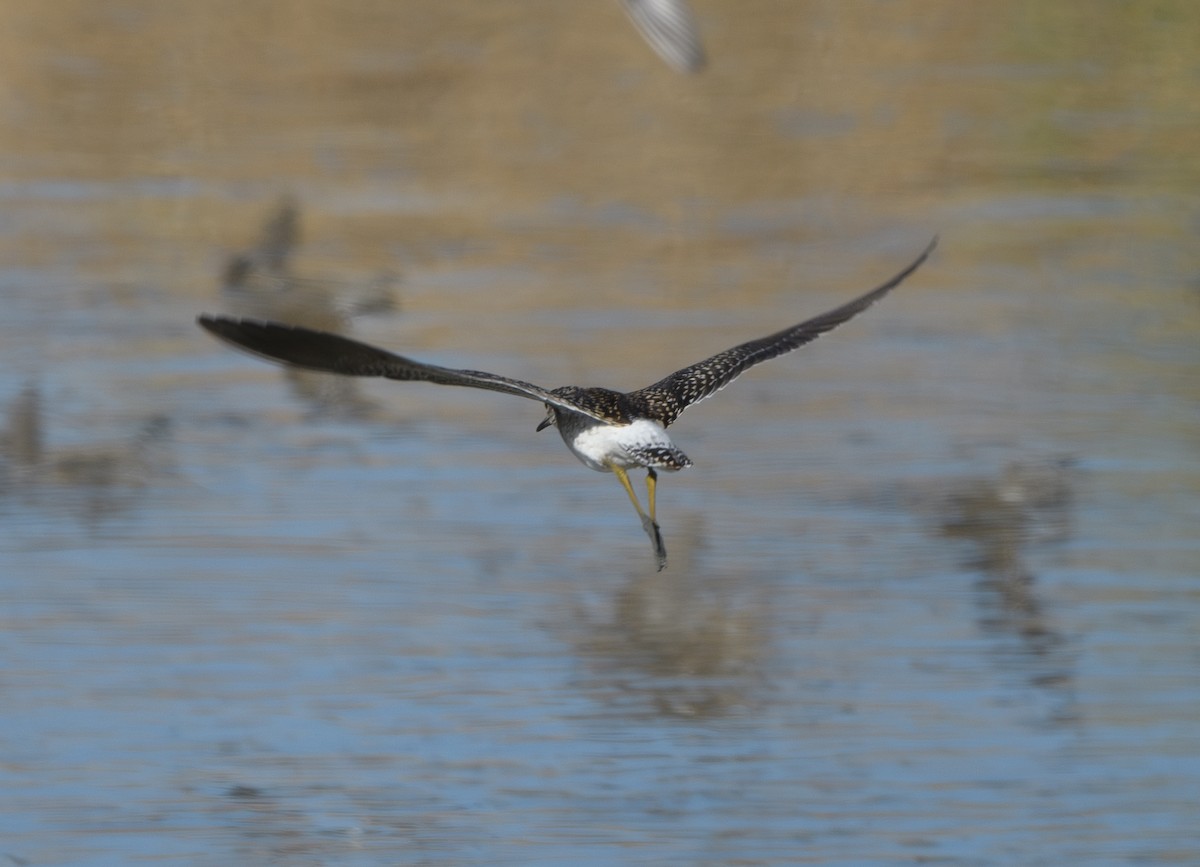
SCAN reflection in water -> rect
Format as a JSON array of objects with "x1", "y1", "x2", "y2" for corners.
[
  {"x1": 208, "y1": 782, "x2": 363, "y2": 865},
  {"x1": 217, "y1": 198, "x2": 400, "y2": 417},
  {"x1": 930, "y1": 457, "x2": 1079, "y2": 721},
  {"x1": 0, "y1": 384, "x2": 172, "y2": 525},
  {"x1": 571, "y1": 515, "x2": 767, "y2": 719},
  {"x1": 1, "y1": 383, "x2": 41, "y2": 477},
  {"x1": 939, "y1": 460, "x2": 1074, "y2": 573},
  {"x1": 619, "y1": 0, "x2": 706, "y2": 73}
]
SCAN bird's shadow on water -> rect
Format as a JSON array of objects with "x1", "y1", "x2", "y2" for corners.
[
  {"x1": 563, "y1": 513, "x2": 774, "y2": 722},
  {"x1": 0, "y1": 383, "x2": 174, "y2": 529},
  {"x1": 213, "y1": 196, "x2": 401, "y2": 421},
  {"x1": 910, "y1": 455, "x2": 1083, "y2": 727}
]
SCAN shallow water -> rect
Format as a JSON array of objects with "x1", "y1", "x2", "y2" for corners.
[{"x1": 2, "y1": 2, "x2": 1198, "y2": 864}]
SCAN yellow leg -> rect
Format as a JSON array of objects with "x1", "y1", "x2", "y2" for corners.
[
  {"x1": 611, "y1": 464, "x2": 668, "y2": 571},
  {"x1": 612, "y1": 465, "x2": 649, "y2": 521},
  {"x1": 646, "y1": 468, "x2": 658, "y2": 523}
]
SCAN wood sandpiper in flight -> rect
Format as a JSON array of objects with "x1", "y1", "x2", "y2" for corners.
[{"x1": 198, "y1": 239, "x2": 935, "y2": 570}]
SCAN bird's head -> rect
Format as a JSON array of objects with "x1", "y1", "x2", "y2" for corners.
[{"x1": 536, "y1": 405, "x2": 557, "y2": 431}]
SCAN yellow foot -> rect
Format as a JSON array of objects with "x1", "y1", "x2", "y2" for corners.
[
  {"x1": 612, "y1": 464, "x2": 668, "y2": 570},
  {"x1": 640, "y1": 514, "x2": 668, "y2": 571}
]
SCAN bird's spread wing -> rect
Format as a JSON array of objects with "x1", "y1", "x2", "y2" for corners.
[
  {"x1": 630, "y1": 238, "x2": 937, "y2": 426},
  {"x1": 196, "y1": 316, "x2": 614, "y2": 423},
  {"x1": 620, "y1": 0, "x2": 706, "y2": 73}
]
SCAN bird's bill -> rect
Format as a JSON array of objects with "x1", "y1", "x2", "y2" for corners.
[{"x1": 536, "y1": 408, "x2": 556, "y2": 431}]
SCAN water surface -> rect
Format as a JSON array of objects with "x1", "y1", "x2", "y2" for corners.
[{"x1": 1, "y1": 2, "x2": 1198, "y2": 864}]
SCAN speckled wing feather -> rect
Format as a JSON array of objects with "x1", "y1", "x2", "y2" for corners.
[
  {"x1": 630, "y1": 239, "x2": 937, "y2": 426},
  {"x1": 196, "y1": 316, "x2": 614, "y2": 423},
  {"x1": 620, "y1": 0, "x2": 706, "y2": 73}
]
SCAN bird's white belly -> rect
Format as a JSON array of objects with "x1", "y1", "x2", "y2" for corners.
[{"x1": 565, "y1": 418, "x2": 678, "y2": 472}]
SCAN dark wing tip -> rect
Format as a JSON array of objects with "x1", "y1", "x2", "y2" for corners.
[
  {"x1": 197, "y1": 312, "x2": 234, "y2": 336},
  {"x1": 196, "y1": 312, "x2": 246, "y2": 343},
  {"x1": 843, "y1": 234, "x2": 938, "y2": 314},
  {"x1": 197, "y1": 313, "x2": 285, "y2": 348},
  {"x1": 196, "y1": 314, "x2": 377, "y2": 375},
  {"x1": 920, "y1": 234, "x2": 939, "y2": 265},
  {"x1": 883, "y1": 235, "x2": 938, "y2": 293},
  {"x1": 197, "y1": 313, "x2": 281, "y2": 358}
]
